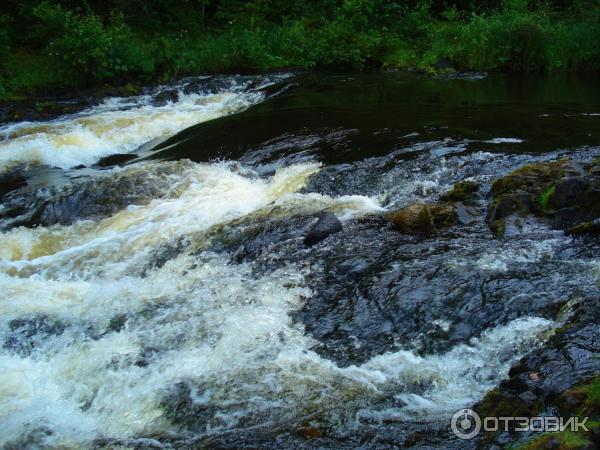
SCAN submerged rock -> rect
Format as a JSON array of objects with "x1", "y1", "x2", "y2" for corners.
[
  {"x1": 487, "y1": 159, "x2": 600, "y2": 236},
  {"x1": 4, "y1": 315, "x2": 66, "y2": 356},
  {"x1": 304, "y1": 212, "x2": 343, "y2": 246}
]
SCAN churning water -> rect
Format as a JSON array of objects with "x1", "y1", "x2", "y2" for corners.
[
  {"x1": 0, "y1": 74, "x2": 598, "y2": 449},
  {"x1": 0, "y1": 75, "x2": 287, "y2": 171}
]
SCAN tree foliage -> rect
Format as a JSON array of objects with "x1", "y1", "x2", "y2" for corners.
[{"x1": 0, "y1": 0, "x2": 598, "y2": 96}]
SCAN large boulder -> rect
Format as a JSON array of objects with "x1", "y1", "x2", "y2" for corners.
[{"x1": 486, "y1": 159, "x2": 600, "y2": 236}]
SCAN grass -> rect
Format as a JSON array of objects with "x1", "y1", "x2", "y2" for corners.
[{"x1": 513, "y1": 430, "x2": 590, "y2": 450}]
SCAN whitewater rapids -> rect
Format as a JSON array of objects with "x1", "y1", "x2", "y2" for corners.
[{"x1": 0, "y1": 75, "x2": 572, "y2": 448}]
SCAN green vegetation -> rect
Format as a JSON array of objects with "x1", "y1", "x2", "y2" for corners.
[
  {"x1": 511, "y1": 376, "x2": 600, "y2": 450},
  {"x1": 513, "y1": 431, "x2": 590, "y2": 450},
  {"x1": 539, "y1": 185, "x2": 556, "y2": 210},
  {"x1": 0, "y1": 0, "x2": 599, "y2": 98}
]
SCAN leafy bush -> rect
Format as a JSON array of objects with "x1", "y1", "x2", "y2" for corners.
[
  {"x1": 2, "y1": 50, "x2": 77, "y2": 95},
  {"x1": 32, "y1": 2, "x2": 155, "y2": 83},
  {"x1": 0, "y1": 0, "x2": 598, "y2": 98}
]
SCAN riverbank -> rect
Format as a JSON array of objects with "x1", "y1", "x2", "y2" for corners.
[{"x1": 0, "y1": 1, "x2": 598, "y2": 102}]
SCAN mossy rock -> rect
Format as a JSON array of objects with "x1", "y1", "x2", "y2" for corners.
[
  {"x1": 440, "y1": 181, "x2": 480, "y2": 203},
  {"x1": 514, "y1": 431, "x2": 592, "y2": 450},
  {"x1": 390, "y1": 202, "x2": 458, "y2": 234},
  {"x1": 487, "y1": 159, "x2": 600, "y2": 236},
  {"x1": 34, "y1": 100, "x2": 80, "y2": 116},
  {"x1": 489, "y1": 160, "x2": 574, "y2": 198},
  {"x1": 391, "y1": 203, "x2": 434, "y2": 234},
  {"x1": 476, "y1": 388, "x2": 543, "y2": 420},
  {"x1": 506, "y1": 377, "x2": 600, "y2": 450},
  {"x1": 475, "y1": 387, "x2": 544, "y2": 445},
  {"x1": 430, "y1": 203, "x2": 458, "y2": 228},
  {"x1": 557, "y1": 376, "x2": 600, "y2": 418}
]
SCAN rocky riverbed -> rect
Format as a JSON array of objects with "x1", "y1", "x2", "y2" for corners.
[{"x1": 0, "y1": 73, "x2": 598, "y2": 449}]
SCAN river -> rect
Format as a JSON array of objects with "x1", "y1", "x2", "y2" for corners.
[{"x1": 0, "y1": 73, "x2": 598, "y2": 449}]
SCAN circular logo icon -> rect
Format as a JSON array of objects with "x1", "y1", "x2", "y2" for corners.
[{"x1": 451, "y1": 408, "x2": 481, "y2": 440}]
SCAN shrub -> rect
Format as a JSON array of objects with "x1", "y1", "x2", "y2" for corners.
[{"x1": 32, "y1": 2, "x2": 154, "y2": 83}]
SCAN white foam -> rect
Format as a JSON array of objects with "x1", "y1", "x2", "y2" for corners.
[
  {"x1": 484, "y1": 138, "x2": 524, "y2": 144},
  {"x1": 0, "y1": 159, "x2": 553, "y2": 446},
  {"x1": 0, "y1": 89, "x2": 263, "y2": 171}
]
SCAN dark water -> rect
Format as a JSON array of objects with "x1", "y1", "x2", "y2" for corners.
[
  {"x1": 146, "y1": 72, "x2": 599, "y2": 165},
  {"x1": 0, "y1": 73, "x2": 598, "y2": 449}
]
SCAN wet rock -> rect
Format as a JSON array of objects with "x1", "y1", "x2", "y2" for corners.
[
  {"x1": 296, "y1": 424, "x2": 325, "y2": 439},
  {"x1": 0, "y1": 165, "x2": 27, "y2": 199},
  {"x1": 204, "y1": 202, "x2": 600, "y2": 368},
  {"x1": 454, "y1": 204, "x2": 481, "y2": 225},
  {"x1": 391, "y1": 203, "x2": 434, "y2": 234},
  {"x1": 391, "y1": 202, "x2": 459, "y2": 233},
  {"x1": 440, "y1": 181, "x2": 480, "y2": 204},
  {"x1": 34, "y1": 100, "x2": 81, "y2": 116},
  {"x1": 549, "y1": 177, "x2": 593, "y2": 209},
  {"x1": 474, "y1": 298, "x2": 600, "y2": 448},
  {"x1": 568, "y1": 219, "x2": 600, "y2": 235},
  {"x1": 134, "y1": 347, "x2": 160, "y2": 368},
  {"x1": 161, "y1": 380, "x2": 219, "y2": 431},
  {"x1": 94, "y1": 437, "x2": 166, "y2": 449},
  {"x1": 4, "y1": 315, "x2": 65, "y2": 356},
  {"x1": 487, "y1": 159, "x2": 600, "y2": 236},
  {"x1": 153, "y1": 88, "x2": 180, "y2": 105},
  {"x1": 94, "y1": 153, "x2": 138, "y2": 168},
  {"x1": 0, "y1": 99, "x2": 86, "y2": 123},
  {"x1": 0, "y1": 162, "x2": 189, "y2": 230},
  {"x1": 106, "y1": 314, "x2": 128, "y2": 333},
  {"x1": 0, "y1": 82, "x2": 145, "y2": 124},
  {"x1": 181, "y1": 75, "x2": 258, "y2": 96},
  {"x1": 2, "y1": 425, "x2": 55, "y2": 449},
  {"x1": 304, "y1": 212, "x2": 343, "y2": 246}
]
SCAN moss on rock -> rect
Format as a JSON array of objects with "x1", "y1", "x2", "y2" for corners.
[
  {"x1": 515, "y1": 431, "x2": 591, "y2": 450},
  {"x1": 558, "y1": 376, "x2": 600, "y2": 419},
  {"x1": 476, "y1": 388, "x2": 543, "y2": 420},
  {"x1": 487, "y1": 159, "x2": 600, "y2": 236},
  {"x1": 508, "y1": 376, "x2": 600, "y2": 450},
  {"x1": 391, "y1": 203, "x2": 435, "y2": 234},
  {"x1": 440, "y1": 181, "x2": 480, "y2": 203},
  {"x1": 490, "y1": 160, "x2": 569, "y2": 199},
  {"x1": 390, "y1": 202, "x2": 461, "y2": 234}
]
